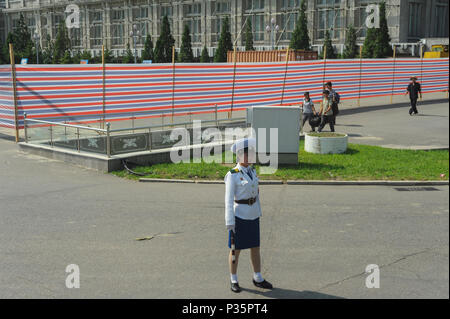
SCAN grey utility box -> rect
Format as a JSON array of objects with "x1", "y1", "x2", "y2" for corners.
[{"x1": 246, "y1": 105, "x2": 301, "y2": 165}]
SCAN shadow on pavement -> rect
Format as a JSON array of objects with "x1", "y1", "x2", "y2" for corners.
[
  {"x1": 340, "y1": 98, "x2": 449, "y2": 116},
  {"x1": 240, "y1": 287, "x2": 345, "y2": 299},
  {"x1": 0, "y1": 132, "x2": 20, "y2": 142},
  {"x1": 335, "y1": 124, "x2": 364, "y2": 127},
  {"x1": 414, "y1": 114, "x2": 449, "y2": 118}
]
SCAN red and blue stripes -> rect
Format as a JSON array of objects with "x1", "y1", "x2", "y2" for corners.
[{"x1": 0, "y1": 58, "x2": 448, "y2": 128}]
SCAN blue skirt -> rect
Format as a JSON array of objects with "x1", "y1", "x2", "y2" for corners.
[{"x1": 228, "y1": 217, "x2": 260, "y2": 250}]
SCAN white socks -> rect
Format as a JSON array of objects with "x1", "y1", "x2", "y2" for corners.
[
  {"x1": 253, "y1": 272, "x2": 264, "y2": 283},
  {"x1": 231, "y1": 273, "x2": 264, "y2": 283}
]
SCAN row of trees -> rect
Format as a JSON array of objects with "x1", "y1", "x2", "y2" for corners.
[{"x1": 0, "y1": 1, "x2": 392, "y2": 65}]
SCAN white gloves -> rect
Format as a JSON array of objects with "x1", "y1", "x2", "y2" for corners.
[{"x1": 227, "y1": 224, "x2": 235, "y2": 233}]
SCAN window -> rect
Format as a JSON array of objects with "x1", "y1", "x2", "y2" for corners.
[
  {"x1": 408, "y1": 2, "x2": 422, "y2": 38},
  {"x1": 280, "y1": 0, "x2": 300, "y2": 9},
  {"x1": 279, "y1": 12, "x2": 298, "y2": 40},
  {"x1": 216, "y1": 1, "x2": 231, "y2": 13},
  {"x1": 185, "y1": 19, "x2": 201, "y2": 43},
  {"x1": 211, "y1": 15, "x2": 230, "y2": 42},
  {"x1": 70, "y1": 27, "x2": 82, "y2": 47},
  {"x1": 132, "y1": 5, "x2": 150, "y2": 43},
  {"x1": 90, "y1": 24, "x2": 103, "y2": 47},
  {"x1": 434, "y1": 4, "x2": 449, "y2": 37},
  {"x1": 184, "y1": 3, "x2": 202, "y2": 43},
  {"x1": 184, "y1": 3, "x2": 201, "y2": 15},
  {"x1": 89, "y1": 9, "x2": 103, "y2": 47},
  {"x1": 278, "y1": 0, "x2": 300, "y2": 41},
  {"x1": 244, "y1": 0, "x2": 265, "y2": 11},
  {"x1": 317, "y1": 8, "x2": 342, "y2": 39},
  {"x1": 316, "y1": 0, "x2": 340, "y2": 5},
  {"x1": 161, "y1": 6, "x2": 173, "y2": 18}
]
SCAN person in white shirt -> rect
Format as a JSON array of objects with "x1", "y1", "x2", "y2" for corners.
[{"x1": 224, "y1": 138, "x2": 273, "y2": 293}]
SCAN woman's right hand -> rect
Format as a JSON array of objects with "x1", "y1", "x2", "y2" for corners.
[{"x1": 227, "y1": 224, "x2": 235, "y2": 233}]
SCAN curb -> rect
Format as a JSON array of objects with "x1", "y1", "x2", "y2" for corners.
[
  {"x1": 139, "y1": 178, "x2": 195, "y2": 183},
  {"x1": 138, "y1": 178, "x2": 448, "y2": 186},
  {"x1": 285, "y1": 180, "x2": 449, "y2": 186}
]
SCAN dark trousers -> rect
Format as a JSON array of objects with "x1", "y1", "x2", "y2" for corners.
[
  {"x1": 302, "y1": 113, "x2": 315, "y2": 131},
  {"x1": 318, "y1": 115, "x2": 335, "y2": 132},
  {"x1": 410, "y1": 98, "x2": 418, "y2": 114}
]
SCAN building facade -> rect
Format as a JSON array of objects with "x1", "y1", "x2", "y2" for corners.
[{"x1": 0, "y1": 0, "x2": 448, "y2": 59}]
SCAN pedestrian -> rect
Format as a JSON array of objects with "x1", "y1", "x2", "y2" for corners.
[
  {"x1": 324, "y1": 81, "x2": 340, "y2": 125},
  {"x1": 405, "y1": 76, "x2": 422, "y2": 115},
  {"x1": 224, "y1": 137, "x2": 273, "y2": 293},
  {"x1": 318, "y1": 90, "x2": 335, "y2": 132},
  {"x1": 301, "y1": 92, "x2": 318, "y2": 132}
]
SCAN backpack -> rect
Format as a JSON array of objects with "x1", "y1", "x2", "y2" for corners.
[
  {"x1": 334, "y1": 91, "x2": 340, "y2": 104},
  {"x1": 331, "y1": 101, "x2": 339, "y2": 116},
  {"x1": 331, "y1": 91, "x2": 340, "y2": 115}
]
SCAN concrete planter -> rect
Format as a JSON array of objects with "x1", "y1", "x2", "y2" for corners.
[{"x1": 305, "y1": 133, "x2": 348, "y2": 154}]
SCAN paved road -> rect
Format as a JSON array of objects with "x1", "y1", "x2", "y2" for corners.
[
  {"x1": 0, "y1": 138, "x2": 448, "y2": 299},
  {"x1": 302, "y1": 96, "x2": 449, "y2": 150}
]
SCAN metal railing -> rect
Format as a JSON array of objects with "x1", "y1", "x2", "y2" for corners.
[{"x1": 23, "y1": 112, "x2": 246, "y2": 158}]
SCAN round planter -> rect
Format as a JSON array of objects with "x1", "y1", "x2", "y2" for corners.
[{"x1": 304, "y1": 133, "x2": 348, "y2": 154}]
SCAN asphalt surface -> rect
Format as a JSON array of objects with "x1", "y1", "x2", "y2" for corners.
[
  {"x1": 0, "y1": 137, "x2": 448, "y2": 299},
  {"x1": 0, "y1": 95, "x2": 448, "y2": 299},
  {"x1": 304, "y1": 95, "x2": 449, "y2": 150}
]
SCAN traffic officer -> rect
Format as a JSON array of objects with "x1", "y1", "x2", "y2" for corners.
[{"x1": 224, "y1": 137, "x2": 273, "y2": 293}]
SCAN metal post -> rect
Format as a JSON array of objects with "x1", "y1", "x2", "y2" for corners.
[
  {"x1": 133, "y1": 36, "x2": 137, "y2": 64},
  {"x1": 9, "y1": 43, "x2": 19, "y2": 143},
  {"x1": 280, "y1": 46, "x2": 290, "y2": 105},
  {"x1": 148, "y1": 128, "x2": 152, "y2": 151},
  {"x1": 215, "y1": 104, "x2": 218, "y2": 127},
  {"x1": 390, "y1": 46, "x2": 396, "y2": 104},
  {"x1": 76, "y1": 127, "x2": 80, "y2": 152},
  {"x1": 49, "y1": 125, "x2": 53, "y2": 147},
  {"x1": 24, "y1": 113, "x2": 28, "y2": 143},
  {"x1": 102, "y1": 44, "x2": 106, "y2": 129},
  {"x1": 106, "y1": 122, "x2": 111, "y2": 157},
  {"x1": 357, "y1": 45, "x2": 363, "y2": 107},
  {"x1": 229, "y1": 47, "x2": 237, "y2": 119},
  {"x1": 420, "y1": 45, "x2": 424, "y2": 101},
  {"x1": 171, "y1": 46, "x2": 176, "y2": 123}
]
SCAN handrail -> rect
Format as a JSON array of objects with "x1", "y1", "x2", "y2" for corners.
[
  {"x1": 25, "y1": 118, "x2": 107, "y2": 133},
  {"x1": 109, "y1": 117, "x2": 246, "y2": 133}
]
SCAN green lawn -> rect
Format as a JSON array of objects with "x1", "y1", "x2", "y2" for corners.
[{"x1": 111, "y1": 141, "x2": 449, "y2": 181}]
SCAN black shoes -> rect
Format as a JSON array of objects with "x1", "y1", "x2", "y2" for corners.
[
  {"x1": 230, "y1": 282, "x2": 242, "y2": 293},
  {"x1": 231, "y1": 279, "x2": 273, "y2": 292},
  {"x1": 253, "y1": 279, "x2": 273, "y2": 290}
]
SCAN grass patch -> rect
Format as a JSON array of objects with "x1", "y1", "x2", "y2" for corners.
[{"x1": 111, "y1": 141, "x2": 449, "y2": 181}]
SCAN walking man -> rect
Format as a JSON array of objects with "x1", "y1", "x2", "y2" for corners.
[
  {"x1": 318, "y1": 90, "x2": 335, "y2": 132},
  {"x1": 324, "y1": 81, "x2": 339, "y2": 125},
  {"x1": 224, "y1": 138, "x2": 273, "y2": 293},
  {"x1": 405, "y1": 76, "x2": 422, "y2": 115}
]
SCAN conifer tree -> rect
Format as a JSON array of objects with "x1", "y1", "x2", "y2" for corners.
[
  {"x1": 200, "y1": 46, "x2": 210, "y2": 62},
  {"x1": 244, "y1": 19, "x2": 254, "y2": 51},
  {"x1": 322, "y1": 30, "x2": 336, "y2": 59},
  {"x1": 214, "y1": 16, "x2": 233, "y2": 62},
  {"x1": 290, "y1": 0, "x2": 310, "y2": 50},
  {"x1": 179, "y1": 24, "x2": 194, "y2": 62},
  {"x1": 154, "y1": 16, "x2": 175, "y2": 63},
  {"x1": 142, "y1": 34, "x2": 154, "y2": 61},
  {"x1": 343, "y1": 25, "x2": 358, "y2": 59}
]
